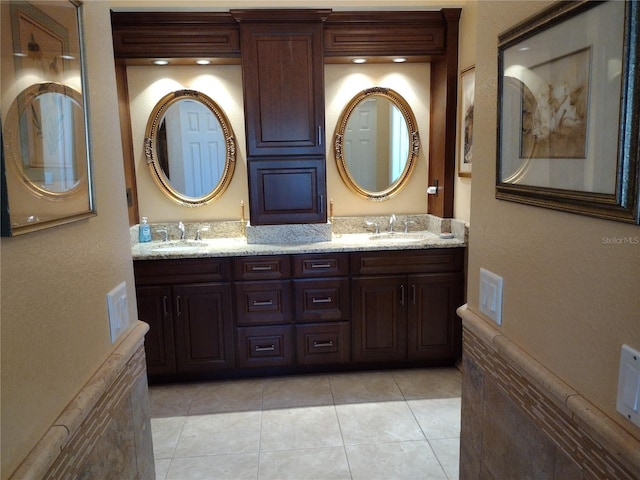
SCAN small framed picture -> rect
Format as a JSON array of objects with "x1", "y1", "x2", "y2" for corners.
[{"x1": 458, "y1": 65, "x2": 474, "y2": 177}]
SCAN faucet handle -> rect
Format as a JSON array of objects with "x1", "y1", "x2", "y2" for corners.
[
  {"x1": 178, "y1": 221, "x2": 185, "y2": 240},
  {"x1": 365, "y1": 220, "x2": 379, "y2": 234},
  {"x1": 156, "y1": 229, "x2": 168, "y2": 242},
  {"x1": 403, "y1": 220, "x2": 417, "y2": 233},
  {"x1": 195, "y1": 225, "x2": 209, "y2": 240}
]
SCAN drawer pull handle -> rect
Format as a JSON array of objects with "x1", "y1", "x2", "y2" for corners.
[
  {"x1": 313, "y1": 340, "x2": 334, "y2": 348},
  {"x1": 176, "y1": 296, "x2": 182, "y2": 316},
  {"x1": 251, "y1": 265, "x2": 273, "y2": 271},
  {"x1": 253, "y1": 300, "x2": 274, "y2": 306},
  {"x1": 310, "y1": 263, "x2": 331, "y2": 269},
  {"x1": 255, "y1": 344, "x2": 275, "y2": 352},
  {"x1": 400, "y1": 285, "x2": 405, "y2": 306},
  {"x1": 312, "y1": 297, "x2": 332, "y2": 304}
]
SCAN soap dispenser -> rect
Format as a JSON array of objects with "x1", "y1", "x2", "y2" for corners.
[{"x1": 139, "y1": 217, "x2": 152, "y2": 243}]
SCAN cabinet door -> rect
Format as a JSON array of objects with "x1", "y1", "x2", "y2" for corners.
[
  {"x1": 173, "y1": 283, "x2": 234, "y2": 373},
  {"x1": 248, "y1": 158, "x2": 326, "y2": 225},
  {"x1": 136, "y1": 285, "x2": 176, "y2": 376},
  {"x1": 407, "y1": 273, "x2": 463, "y2": 361},
  {"x1": 240, "y1": 22, "x2": 325, "y2": 156},
  {"x1": 352, "y1": 276, "x2": 407, "y2": 362}
]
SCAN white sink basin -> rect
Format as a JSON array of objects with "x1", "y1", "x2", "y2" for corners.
[
  {"x1": 150, "y1": 241, "x2": 209, "y2": 253},
  {"x1": 368, "y1": 232, "x2": 431, "y2": 243}
]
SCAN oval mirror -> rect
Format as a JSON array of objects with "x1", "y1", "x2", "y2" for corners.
[
  {"x1": 4, "y1": 82, "x2": 88, "y2": 199},
  {"x1": 334, "y1": 87, "x2": 420, "y2": 201},
  {"x1": 144, "y1": 89, "x2": 236, "y2": 206}
]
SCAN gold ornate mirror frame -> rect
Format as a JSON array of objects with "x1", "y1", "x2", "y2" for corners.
[
  {"x1": 5, "y1": 82, "x2": 88, "y2": 201},
  {"x1": 334, "y1": 87, "x2": 420, "y2": 201},
  {"x1": 143, "y1": 89, "x2": 236, "y2": 207}
]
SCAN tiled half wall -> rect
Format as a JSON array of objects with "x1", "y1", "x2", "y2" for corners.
[
  {"x1": 9, "y1": 322, "x2": 154, "y2": 480},
  {"x1": 458, "y1": 305, "x2": 640, "y2": 480}
]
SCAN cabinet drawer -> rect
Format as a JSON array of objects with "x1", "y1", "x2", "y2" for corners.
[
  {"x1": 292, "y1": 253, "x2": 349, "y2": 277},
  {"x1": 351, "y1": 248, "x2": 464, "y2": 275},
  {"x1": 236, "y1": 326, "x2": 293, "y2": 368},
  {"x1": 233, "y1": 256, "x2": 290, "y2": 280},
  {"x1": 293, "y1": 278, "x2": 349, "y2": 323},
  {"x1": 295, "y1": 322, "x2": 350, "y2": 365},
  {"x1": 235, "y1": 281, "x2": 291, "y2": 326},
  {"x1": 134, "y1": 258, "x2": 231, "y2": 285}
]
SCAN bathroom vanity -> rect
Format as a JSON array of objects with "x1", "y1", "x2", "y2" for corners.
[{"x1": 132, "y1": 221, "x2": 466, "y2": 382}]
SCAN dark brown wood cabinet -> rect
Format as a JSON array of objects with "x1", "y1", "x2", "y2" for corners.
[
  {"x1": 134, "y1": 248, "x2": 464, "y2": 380},
  {"x1": 233, "y1": 255, "x2": 295, "y2": 367},
  {"x1": 234, "y1": 10, "x2": 329, "y2": 225},
  {"x1": 351, "y1": 249, "x2": 464, "y2": 365},
  {"x1": 134, "y1": 259, "x2": 234, "y2": 379},
  {"x1": 292, "y1": 252, "x2": 351, "y2": 366},
  {"x1": 136, "y1": 285, "x2": 175, "y2": 376}
]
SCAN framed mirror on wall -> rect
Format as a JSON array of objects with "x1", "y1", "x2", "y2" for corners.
[
  {"x1": 334, "y1": 87, "x2": 420, "y2": 201},
  {"x1": 143, "y1": 89, "x2": 237, "y2": 207},
  {"x1": 1, "y1": 0, "x2": 94, "y2": 236},
  {"x1": 496, "y1": 0, "x2": 640, "y2": 224}
]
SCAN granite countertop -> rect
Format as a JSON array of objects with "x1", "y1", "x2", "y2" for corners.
[
  {"x1": 130, "y1": 214, "x2": 468, "y2": 260},
  {"x1": 131, "y1": 231, "x2": 465, "y2": 260}
]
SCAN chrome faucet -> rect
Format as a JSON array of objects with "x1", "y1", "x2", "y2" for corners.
[
  {"x1": 178, "y1": 221, "x2": 185, "y2": 240},
  {"x1": 388, "y1": 214, "x2": 397, "y2": 233}
]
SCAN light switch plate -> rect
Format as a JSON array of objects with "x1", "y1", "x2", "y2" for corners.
[
  {"x1": 479, "y1": 268, "x2": 503, "y2": 325},
  {"x1": 617, "y1": 344, "x2": 640, "y2": 427},
  {"x1": 107, "y1": 281, "x2": 129, "y2": 343}
]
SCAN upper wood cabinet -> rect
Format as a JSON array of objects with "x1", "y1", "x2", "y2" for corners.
[
  {"x1": 111, "y1": 12, "x2": 240, "y2": 63},
  {"x1": 323, "y1": 11, "x2": 447, "y2": 61},
  {"x1": 233, "y1": 11, "x2": 328, "y2": 157}
]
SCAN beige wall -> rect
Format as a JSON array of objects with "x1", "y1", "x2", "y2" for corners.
[
  {"x1": 468, "y1": 0, "x2": 640, "y2": 440},
  {"x1": 453, "y1": 0, "x2": 475, "y2": 223},
  {"x1": 0, "y1": 1, "x2": 139, "y2": 477}
]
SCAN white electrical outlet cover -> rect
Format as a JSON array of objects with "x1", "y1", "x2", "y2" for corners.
[
  {"x1": 107, "y1": 282, "x2": 129, "y2": 343},
  {"x1": 617, "y1": 344, "x2": 640, "y2": 428},
  {"x1": 479, "y1": 268, "x2": 503, "y2": 326}
]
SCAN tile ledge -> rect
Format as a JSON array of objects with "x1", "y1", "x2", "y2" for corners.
[
  {"x1": 8, "y1": 321, "x2": 149, "y2": 480},
  {"x1": 458, "y1": 304, "x2": 640, "y2": 477}
]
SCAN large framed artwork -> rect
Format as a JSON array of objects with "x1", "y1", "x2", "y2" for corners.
[
  {"x1": 1, "y1": 0, "x2": 94, "y2": 236},
  {"x1": 496, "y1": 0, "x2": 640, "y2": 224}
]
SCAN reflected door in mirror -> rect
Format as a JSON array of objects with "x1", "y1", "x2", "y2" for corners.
[
  {"x1": 344, "y1": 97, "x2": 410, "y2": 192},
  {"x1": 159, "y1": 99, "x2": 226, "y2": 197}
]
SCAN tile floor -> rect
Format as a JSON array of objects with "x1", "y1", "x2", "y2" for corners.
[{"x1": 149, "y1": 367, "x2": 461, "y2": 480}]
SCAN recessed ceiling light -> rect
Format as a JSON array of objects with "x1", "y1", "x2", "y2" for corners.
[
  {"x1": 196, "y1": 59, "x2": 211, "y2": 65},
  {"x1": 393, "y1": 57, "x2": 407, "y2": 63},
  {"x1": 352, "y1": 58, "x2": 367, "y2": 64},
  {"x1": 153, "y1": 60, "x2": 169, "y2": 65}
]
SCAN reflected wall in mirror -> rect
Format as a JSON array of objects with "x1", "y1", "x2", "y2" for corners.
[
  {"x1": 334, "y1": 87, "x2": 420, "y2": 201},
  {"x1": 144, "y1": 89, "x2": 236, "y2": 207},
  {"x1": 5, "y1": 82, "x2": 88, "y2": 199}
]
